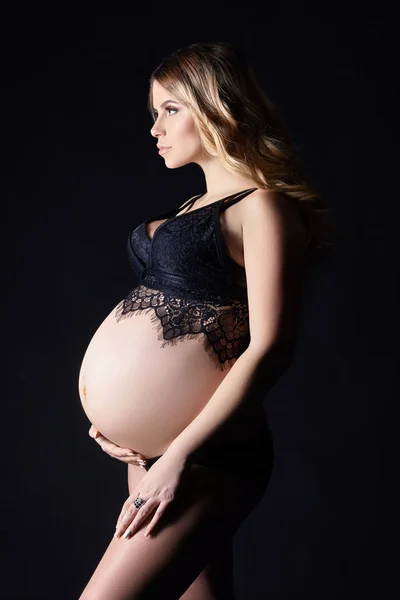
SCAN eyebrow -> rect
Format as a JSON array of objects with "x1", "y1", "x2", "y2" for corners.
[{"x1": 151, "y1": 99, "x2": 179, "y2": 113}]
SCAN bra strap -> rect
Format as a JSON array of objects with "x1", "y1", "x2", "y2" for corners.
[
  {"x1": 146, "y1": 193, "x2": 203, "y2": 223},
  {"x1": 175, "y1": 193, "x2": 204, "y2": 216},
  {"x1": 219, "y1": 188, "x2": 258, "y2": 212}
]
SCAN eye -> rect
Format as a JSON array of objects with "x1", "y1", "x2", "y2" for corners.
[{"x1": 152, "y1": 106, "x2": 178, "y2": 122}]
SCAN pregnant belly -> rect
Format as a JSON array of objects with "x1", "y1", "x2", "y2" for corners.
[{"x1": 78, "y1": 303, "x2": 229, "y2": 458}]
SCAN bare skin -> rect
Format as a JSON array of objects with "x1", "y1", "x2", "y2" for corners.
[
  {"x1": 77, "y1": 190, "x2": 272, "y2": 597},
  {"x1": 78, "y1": 461, "x2": 265, "y2": 599},
  {"x1": 78, "y1": 191, "x2": 266, "y2": 459},
  {"x1": 78, "y1": 79, "x2": 306, "y2": 598}
]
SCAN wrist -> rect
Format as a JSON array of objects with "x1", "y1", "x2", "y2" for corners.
[{"x1": 164, "y1": 444, "x2": 192, "y2": 469}]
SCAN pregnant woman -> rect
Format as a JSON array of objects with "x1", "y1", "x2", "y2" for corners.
[{"x1": 78, "y1": 41, "x2": 331, "y2": 599}]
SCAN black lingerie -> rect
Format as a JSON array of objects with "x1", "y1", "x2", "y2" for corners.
[{"x1": 115, "y1": 188, "x2": 258, "y2": 370}]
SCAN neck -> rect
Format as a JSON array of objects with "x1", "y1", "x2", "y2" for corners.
[{"x1": 196, "y1": 154, "x2": 259, "y2": 200}]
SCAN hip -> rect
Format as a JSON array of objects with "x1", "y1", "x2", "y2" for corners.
[{"x1": 145, "y1": 425, "x2": 274, "y2": 493}]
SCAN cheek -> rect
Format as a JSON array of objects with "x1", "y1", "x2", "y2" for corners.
[{"x1": 175, "y1": 116, "x2": 200, "y2": 147}]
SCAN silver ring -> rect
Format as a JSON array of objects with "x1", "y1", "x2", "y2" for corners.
[{"x1": 134, "y1": 496, "x2": 147, "y2": 509}]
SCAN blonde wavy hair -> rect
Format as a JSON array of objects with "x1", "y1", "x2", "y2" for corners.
[{"x1": 148, "y1": 41, "x2": 336, "y2": 264}]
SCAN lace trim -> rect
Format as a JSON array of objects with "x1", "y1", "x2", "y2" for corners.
[{"x1": 114, "y1": 284, "x2": 250, "y2": 371}]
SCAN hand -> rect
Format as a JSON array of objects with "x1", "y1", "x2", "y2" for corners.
[
  {"x1": 114, "y1": 450, "x2": 189, "y2": 540},
  {"x1": 88, "y1": 425, "x2": 147, "y2": 469}
]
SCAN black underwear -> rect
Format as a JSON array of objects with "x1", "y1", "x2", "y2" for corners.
[{"x1": 143, "y1": 427, "x2": 274, "y2": 492}]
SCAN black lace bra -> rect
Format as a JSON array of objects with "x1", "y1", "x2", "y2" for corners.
[{"x1": 115, "y1": 188, "x2": 258, "y2": 370}]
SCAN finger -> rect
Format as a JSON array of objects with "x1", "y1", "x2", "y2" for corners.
[
  {"x1": 116, "y1": 447, "x2": 147, "y2": 460},
  {"x1": 111, "y1": 455, "x2": 147, "y2": 468},
  {"x1": 91, "y1": 433, "x2": 145, "y2": 461},
  {"x1": 143, "y1": 501, "x2": 167, "y2": 537},
  {"x1": 94, "y1": 434, "x2": 120, "y2": 453},
  {"x1": 88, "y1": 425, "x2": 98, "y2": 438},
  {"x1": 98, "y1": 440, "x2": 147, "y2": 464},
  {"x1": 118, "y1": 500, "x2": 157, "y2": 539},
  {"x1": 116, "y1": 494, "x2": 136, "y2": 526},
  {"x1": 115, "y1": 501, "x2": 141, "y2": 538},
  {"x1": 115, "y1": 490, "x2": 147, "y2": 526},
  {"x1": 93, "y1": 433, "x2": 108, "y2": 447}
]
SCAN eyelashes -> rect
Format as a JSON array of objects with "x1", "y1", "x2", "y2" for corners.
[{"x1": 152, "y1": 106, "x2": 178, "y2": 122}]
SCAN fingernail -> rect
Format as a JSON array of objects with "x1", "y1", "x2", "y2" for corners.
[
  {"x1": 123, "y1": 530, "x2": 131, "y2": 539},
  {"x1": 126, "y1": 452, "x2": 135, "y2": 456}
]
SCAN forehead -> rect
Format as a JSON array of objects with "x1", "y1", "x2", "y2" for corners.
[{"x1": 151, "y1": 80, "x2": 178, "y2": 106}]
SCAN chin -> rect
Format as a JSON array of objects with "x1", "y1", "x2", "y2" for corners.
[{"x1": 164, "y1": 156, "x2": 191, "y2": 169}]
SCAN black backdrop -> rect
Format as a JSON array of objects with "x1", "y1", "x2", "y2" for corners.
[{"x1": 4, "y1": 4, "x2": 400, "y2": 599}]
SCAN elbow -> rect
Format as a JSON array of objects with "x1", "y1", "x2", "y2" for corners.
[
  {"x1": 247, "y1": 339, "x2": 295, "y2": 378},
  {"x1": 248, "y1": 336, "x2": 295, "y2": 363}
]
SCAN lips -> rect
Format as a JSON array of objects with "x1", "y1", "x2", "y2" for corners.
[{"x1": 158, "y1": 147, "x2": 171, "y2": 155}]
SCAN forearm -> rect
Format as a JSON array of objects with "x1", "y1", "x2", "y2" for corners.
[{"x1": 165, "y1": 343, "x2": 291, "y2": 463}]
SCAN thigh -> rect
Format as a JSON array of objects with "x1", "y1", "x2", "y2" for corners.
[
  {"x1": 79, "y1": 462, "x2": 264, "y2": 600},
  {"x1": 179, "y1": 536, "x2": 235, "y2": 600},
  {"x1": 131, "y1": 465, "x2": 236, "y2": 600}
]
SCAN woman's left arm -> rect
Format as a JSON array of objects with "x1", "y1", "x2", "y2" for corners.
[{"x1": 165, "y1": 189, "x2": 306, "y2": 464}]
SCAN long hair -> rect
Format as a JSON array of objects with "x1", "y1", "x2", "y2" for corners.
[{"x1": 148, "y1": 41, "x2": 336, "y2": 264}]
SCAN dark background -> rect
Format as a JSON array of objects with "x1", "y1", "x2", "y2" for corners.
[{"x1": 4, "y1": 4, "x2": 399, "y2": 599}]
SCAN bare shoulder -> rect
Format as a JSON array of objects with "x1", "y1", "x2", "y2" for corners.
[{"x1": 238, "y1": 188, "x2": 307, "y2": 261}]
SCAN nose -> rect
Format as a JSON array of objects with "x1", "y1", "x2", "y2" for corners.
[{"x1": 150, "y1": 119, "x2": 165, "y2": 138}]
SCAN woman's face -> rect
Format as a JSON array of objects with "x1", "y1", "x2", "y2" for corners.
[{"x1": 150, "y1": 80, "x2": 204, "y2": 168}]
